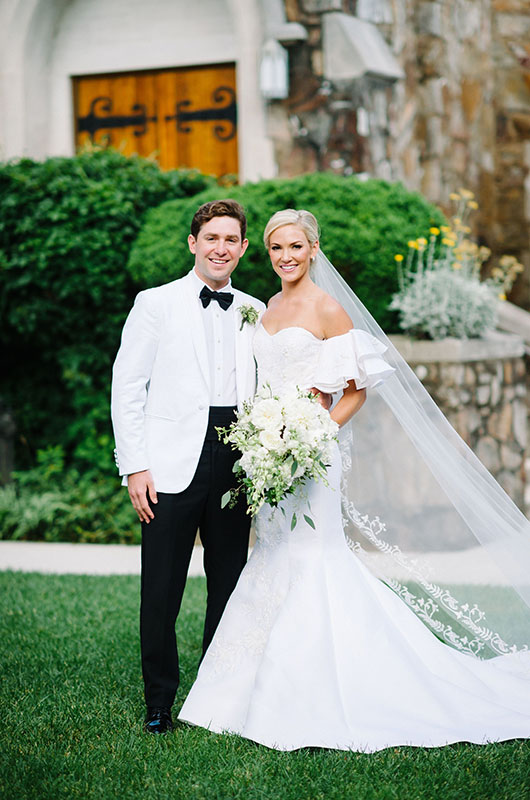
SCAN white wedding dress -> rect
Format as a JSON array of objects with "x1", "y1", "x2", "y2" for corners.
[{"x1": 178, "y1": 324, "x2": 530, "y2": 752}]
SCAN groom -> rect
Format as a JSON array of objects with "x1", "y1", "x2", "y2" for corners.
[{"x1": 111, "y1": 199, "x2": 265, "y2": 734}]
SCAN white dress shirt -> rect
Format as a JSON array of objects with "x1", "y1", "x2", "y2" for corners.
[{"x1": 190, "y1": 269, "x2": 237, "y2": 406}]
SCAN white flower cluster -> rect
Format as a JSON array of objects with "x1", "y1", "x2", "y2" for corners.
[
  {"x1": 218, "y1": 385, "x2": 338, "y2": 521},
  {"x1": 390, "y1": 267, "x2": 498, "y2": 340}
]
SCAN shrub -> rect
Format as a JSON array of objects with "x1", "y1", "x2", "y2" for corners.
[
  {"x1": 128, "y1": 172, "x2": 446, "y2": 330},
  {"x1": 0, "y1": 149, "x2": 213, "y2": 469},
  {"x1": 390, "y1": 190, "x2": 524, "y2": 339},
  {"x1": 0, "y1": 446, "x2": 138, "y2": 543},
  {"x1": 390, "y1": 269, "x2": 499, "y2": 340}
]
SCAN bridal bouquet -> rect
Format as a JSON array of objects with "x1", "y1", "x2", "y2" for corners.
[{"x1": 217, "y1": 385, "x2": 338, "y2": 528}]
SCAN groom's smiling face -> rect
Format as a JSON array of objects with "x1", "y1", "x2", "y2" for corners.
[{"x1": 188, "y1": 216, "x2": 249, "y2": 290}]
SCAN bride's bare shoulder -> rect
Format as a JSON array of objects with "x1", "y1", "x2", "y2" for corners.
[
  {"x1": 266, "y1": 292, "x2": 282, "y2": 308},
  {"x1": 316, "y1": 289, "x2": 353, "y2": 337}
]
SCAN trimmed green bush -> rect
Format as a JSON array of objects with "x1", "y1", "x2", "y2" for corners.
[
  {"x1": 0, "y1": 446, "x2": 138, "y2": 543},
  {"x1": 0, "y1": 149, "x2": 213, "y2": 469},
  {"x1": 128, "y1": 172, "x2": 446, "y2": 330}
]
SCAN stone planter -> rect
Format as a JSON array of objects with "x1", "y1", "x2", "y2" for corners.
[{"x1": 389, "y1": 331, "x2": 528, "y2": 512}]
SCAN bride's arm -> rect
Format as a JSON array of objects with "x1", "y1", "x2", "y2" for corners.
[{"x1": 330, "y1": 381, "x2": 366, "y2": 427}]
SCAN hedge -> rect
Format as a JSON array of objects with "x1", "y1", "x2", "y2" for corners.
[
  {"x1": 0, "y1": 149, "x2": 214, "y2": 470},
  {"x1": 0, "y1": 446, "x2": 138, "y2": 544},
  {"x1": 128, "y1": 172, "x2": 446, "y2": 330}
]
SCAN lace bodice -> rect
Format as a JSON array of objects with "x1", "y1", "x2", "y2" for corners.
[
  {"x1": 253, "y1": 324, "x2": 394, "y2": 395},
  {"x1": 254, "y1": 326, "x2": 322, "y2": 395}
]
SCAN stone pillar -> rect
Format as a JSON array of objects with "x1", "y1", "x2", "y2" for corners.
[
  {"x1": 490, "y1": 1, "x2": 530, "y2": 310},
  {"x1": 274, "y1": 1, "x2": 529, "y2": 310}
]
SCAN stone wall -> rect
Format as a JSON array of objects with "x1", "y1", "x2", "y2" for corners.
[
  {"x1": 490, "y1": 0, "x2": 530, "y2": 308},
  {"x1": 273, "y1": 0, "x2": 530, "y2": 307},
  {"x1": 390, "y1": 332, "x2": 528, "y2": 512}
]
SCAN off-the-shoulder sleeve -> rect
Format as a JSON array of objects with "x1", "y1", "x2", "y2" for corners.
[{"x1": 313, "y1": 329, "x2": 395, "y2": 392}]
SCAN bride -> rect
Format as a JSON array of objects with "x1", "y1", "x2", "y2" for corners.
[{"x1": 178, "y1": 209, "x2": 530, "y2": 752}]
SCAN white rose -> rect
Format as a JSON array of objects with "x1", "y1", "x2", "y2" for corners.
[
  {"x1": 239, "y1": 452, "x2": 253, "y2": 473},
  {"x1": 297, "y1": 426, "x2": 323, "y2": 447},
  {"x1": 286, "y1": 396, "x2": 314, "y2": 419},
  {"x1": 251, "y1": 398, "x2": 284, "y2": 430},
  {"x1": 259, "y1": 428, "x2": 285, "y2": 452}
]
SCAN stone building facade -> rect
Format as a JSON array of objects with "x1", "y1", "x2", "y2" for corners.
[{"x1": 271, "y1": 0, "x2": 530, "y2": 309}]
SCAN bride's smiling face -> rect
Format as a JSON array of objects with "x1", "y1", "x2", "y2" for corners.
[{"x1": 268, "y1": 224, "x2": 319, "y2": 284}]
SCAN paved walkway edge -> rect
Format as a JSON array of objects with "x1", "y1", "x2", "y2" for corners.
[
  {"x1": 0, "y1": 540, "x2": 517, "y2": 584},
  {"x1": 0, "y1": 541, "x2": 204, "y2": 576}
]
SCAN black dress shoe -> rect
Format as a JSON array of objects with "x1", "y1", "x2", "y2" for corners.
[{"x1": 144, "y1": 706, "x2": 174, "y2": 734}]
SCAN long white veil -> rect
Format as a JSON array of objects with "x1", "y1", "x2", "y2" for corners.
[{"x1": 311, "y1": 251, "x2": 530, "y2": 659}]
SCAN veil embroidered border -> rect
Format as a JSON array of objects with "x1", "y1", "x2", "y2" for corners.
[{"x1": 311, "y1": 251, "x2": 530, "y2": 659}]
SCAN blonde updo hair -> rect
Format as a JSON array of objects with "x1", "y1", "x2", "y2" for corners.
[{"x1": 263, "y1": 209, "x2": 320, "y2": 249}]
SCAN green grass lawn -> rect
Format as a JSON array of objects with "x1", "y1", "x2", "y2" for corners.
[{"x1": 1, "y1": 572, "x2": 528, "y2": 800}]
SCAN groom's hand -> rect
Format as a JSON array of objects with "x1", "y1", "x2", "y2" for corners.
[
  {"x1": 128, "y1": 470, "x2": 158, "y2": 523},
  {"x1": 309, "y1": 387, "x2": 332, "y2": 411}
]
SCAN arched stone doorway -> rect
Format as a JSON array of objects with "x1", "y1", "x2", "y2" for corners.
[{"x1": 0, "y1": 0, "x2": 276, "y2": 180}]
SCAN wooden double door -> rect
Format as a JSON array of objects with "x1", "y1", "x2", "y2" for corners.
[{"x1": 73, "y1": 64, "x2": 238, "y2": 176}]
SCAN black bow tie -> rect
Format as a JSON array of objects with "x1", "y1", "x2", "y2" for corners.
[{"x1": 199, "y1": 285, "x2": 234, "y2": 311}]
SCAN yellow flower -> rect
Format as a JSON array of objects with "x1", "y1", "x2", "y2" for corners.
[
  {"x1": 463, "y1": 226, "x2": 472, "y2": 234},
  {"x1": 408, "y1": 240, "x2": 418, "y2": 249},
  {"x1": 453, "y1": 217, "x2": 461, "y2": 225},
  {"x1": 394, "y1": 254, "x2": 404, "y2": 262},
  {"x1": 440, "y1": 225, "x2": 451, "y2": 233},
  {"x1": 442, "y1": 238, "x2": 456, "y2": 247},
  {"x1": 452, "y1": 262, "x2": 462, "y2": 269},
  {"x1": 467, "y1": 200, "x2": 478, "y2": 209},
  {"x1": 449, "y1": 192, "x2": 460, "y2": 201},
  {"x1": 459, "y1": 188, "x2": 474, "y2": 199},
  {"x1": 417, "y1": 237, "x2": 427, "y2": 246},
  {"x1": 498, "y1": 293, "x2": 507, "y2": 301},
  {"x1": 429, "y1": 227, "x2": 440, "y2": 235}
]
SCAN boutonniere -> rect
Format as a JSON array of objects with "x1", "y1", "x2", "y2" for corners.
[{"x1": 238, "y1": 304, "x2": 259, "y2": 331}]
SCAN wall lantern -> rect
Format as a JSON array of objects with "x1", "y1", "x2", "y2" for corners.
[{"x1": 260, "y1": 38, "x2": 289, "y2": 100}]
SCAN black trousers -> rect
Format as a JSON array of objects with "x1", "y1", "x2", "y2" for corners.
[{"x1": 140, "y1": 407, "x2": 250, "y2": 709}]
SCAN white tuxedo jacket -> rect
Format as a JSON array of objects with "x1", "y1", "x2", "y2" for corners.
[{"x1": 111, "y1": 271, "x2": 265, "y2": 493}]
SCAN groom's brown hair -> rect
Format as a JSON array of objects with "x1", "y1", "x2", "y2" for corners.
[{"x1": 191, "y1": 199, "x2": 247, "y2": 240}]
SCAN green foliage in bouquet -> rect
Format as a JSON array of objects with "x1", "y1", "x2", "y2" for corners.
[
  {"x1": 389, "y1": 189, "x2": 524, "y2": 340},
  {"x1": 217, "y1": 385, "x2": 339, "y2": 529},
  {"x1": 0, "y1": 148, "x2": 213, "y2": 469},
  {"x1": 128, "y1": 172, "x2": 445, "y2": 330}
]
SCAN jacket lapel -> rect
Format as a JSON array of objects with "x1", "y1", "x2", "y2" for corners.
[
  {"x1": 233, "y1": 292, "x2": 256, "y2": 407},
  {"x1": 180, "y1": 272, "x2": 210, "y2": 390}
]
